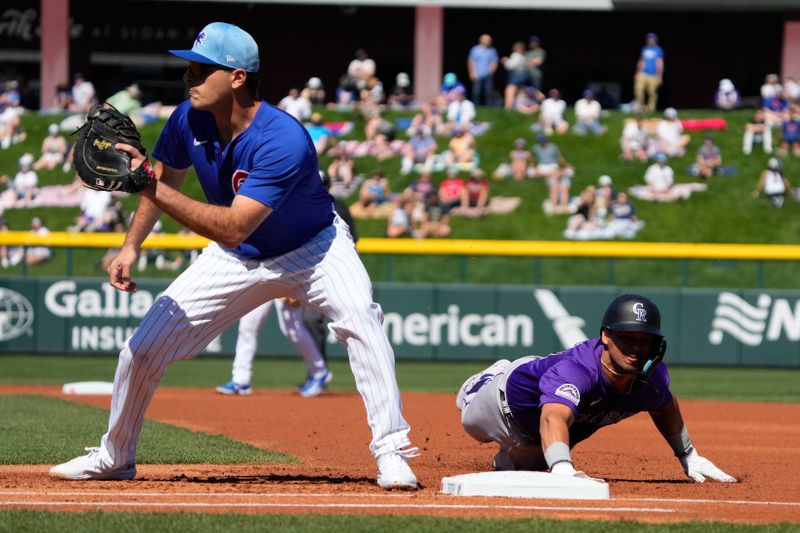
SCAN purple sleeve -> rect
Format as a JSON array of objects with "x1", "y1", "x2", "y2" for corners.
[
  {"x1": 649, "y1": 363, "x2": 673, "y2": 411},
  {"x1": 151, "y1": 103, "x2": 191, "y2": 170},
  {"x1": 538, "y1": 361, "x2": 594, "y2": 415}
]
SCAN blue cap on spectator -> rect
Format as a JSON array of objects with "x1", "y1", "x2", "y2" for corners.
[
  {"x1": 170, "y1": 22, "x2": 260, "y2": 72},
  {"x1": 537, "y1": 133, "x2": 547, "y2": 142},
  {"x1": 529, "y1": 35, "x2": 540, "y2": 45},
  {"x1": 583, "y1": 89, "x2": 594, "y2": 98},
  {"x1": 646, "y1": 32, "x2": 658, "y2": 41},
  {"x1": 655, "y1": 153, "x2": 667, "y2": 162},
  {"x1": 443, "y1": 72, "x2": 457, "y2": 88}
]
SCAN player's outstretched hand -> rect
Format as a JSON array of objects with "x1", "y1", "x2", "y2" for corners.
[
  {"x1": 679, "y1": 448, "x2": 737, "y2": 483},
  {"x1": 108, "y1": 246, "x2": 139, "y2": 293}
]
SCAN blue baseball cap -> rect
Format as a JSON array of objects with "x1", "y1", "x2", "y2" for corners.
[
  {"x1": 170, "y1": 22, "x2": 259, "y2": 73},
  {"x1": 655, "y1": 152, "x2": 667, "y2": 162},
  {"x1": 646, "y1": 32, "x2": 658, "y2": 41}
]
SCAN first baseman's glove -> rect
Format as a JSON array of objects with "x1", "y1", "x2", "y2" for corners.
[
  {"x1": 678, "y1": 448, "x2": 737, "y2": 483},
  {"x1": 73, "y1": 102, "x2": 155, "y2": 193}
]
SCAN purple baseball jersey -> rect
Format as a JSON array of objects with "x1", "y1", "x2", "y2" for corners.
[{"x1": 504, "y1": 337, "x2": 672, "y2": 445}]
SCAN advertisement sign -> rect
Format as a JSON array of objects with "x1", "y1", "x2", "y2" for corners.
[{"x1": 1, "y1": 277, "x2": 798, "y2": 367}]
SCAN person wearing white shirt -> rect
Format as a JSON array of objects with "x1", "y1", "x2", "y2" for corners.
[
  {"x1": 347, "y1": 49, "x2": 376, "y2": 91},
  {"x1": 278, "y1": 88, "x2": 311, "y2": 121},
  {"x1": 69, "y1": 73, "x2": 95, "y2": 113},
  {"x1": 656, "y1": 107, "x2": 690, "y2": 156},
  {"x1": 644, "y1": 153, "x2": 677, "y2": 201},
  {"x1": 573, "y1": 89, "x2": 606, "y2": 135},
  {"x1": 445, "y1": 87, "x2": 476, "y2": 134},
  {"x1": 537, "y1": 88, "x2": 568, "y2": 135}
]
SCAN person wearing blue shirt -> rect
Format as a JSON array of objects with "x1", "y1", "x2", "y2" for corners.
[
  {"x1": 50, "y1": 21, "x2": 419, "y2": 491},
  {"x1": 467, "y1": 34, "x2": 499, "y2": 106},
  {"x1": 634, "y1": 32, "x2": 665, "y2": 113}
]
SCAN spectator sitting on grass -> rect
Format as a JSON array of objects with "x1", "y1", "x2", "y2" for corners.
[
  {"x1": 621, "y1": 115, "x2": 650, "y2": 163},
  {"x1": 420, "y1": 191, "x2": 452, "y2": 238},
  {"x1": 401, "y1": 125, "x2": 437, "y2": 175},
  {"x1": 510, "y1": 137, "x2": 531, "y2": 181},
  {"x1": 388, "y1": 72, "x2": 415, "y2": 109},
  {"x1": 778, "y1": 109, "x2": 800, "y2": 157},
  {"x1": 443, "y1": 86, "x2": 476, "y2": 136},
  {"x1": 404, "y1": 170, "x2": 437, "y2": 204},
  {"x1": 438, "y1": 171, "x2": 466, "y2": 214},
  {"x1": 564, "y1": 186, "x2": 597, "y2": 236},
  {"x1": 763, "y1": 90, "x2": 789, "y2": 129},
  {"x1": 459, "y1": 169, "x2": 490, "y2": 217},
  {"x1": 408, "y1": 97, "x2": 444, "y2": 137},
  {"x1": 68, "y1": 73, "x2": 95, "y2": 113},
  {"x1": 33, "y1": 124, "x2": 68, "y2": 171},
  {"x1": 513, "y1": 86, "x2": 543, "y2": 115},
  {"x1": 350, "y1": 170, "x2": 393, "y2": 219},
  {"x1": 544, "y1": 162, "x2": 574, "y2": 216},
  {"x1": 278, "y1": 87, "x2": 311, "y2": 121},
  {"x1": 656, "y1": 107, "x2": 690, "y2": 157},
  {"x1": 386, "y1": 196, "x2": 417, "y2": 238},
  {"x1": 535, "y1": 88, "x2": 568, "y2": 136},
  {"x1": 644, "y1": 153, "x2": 679, "y2": 201},
  {"x1": 6, "y1": 216, "x2": 52, "y2": 267},
  {"x1": 327, "y1": 145, "x2": 355, "y2": 187},
  {"x1": 1, "y1": 153, "x2": 38, "y2": 207},
  {"x1": 743, "y1": 108, "x2": 772, "y2": 155},
  {"x1": 302, "y1": 77, "x2": 326, "y2": 106},
  {"x1": 306, "y1": 113, "x2": 332, "y2": 156},
  {"x1": 531, "y1": 133, "x2": 562, "y2": 181},
  {"x1": 444, "y1": 125, "x2": 477, "y2": 171},
  {"x1": 753, "y1": 157, "x2": 791, "y2": 208},
  {"x1": 106, "y1": 84, "x2": 142, "y2": 116},
  {"x1": 573, "y1": 90, "x2": 606, "y2": 136},
  {"x1": 693, "y1": 135, "x2": 722, "y2": 179}
]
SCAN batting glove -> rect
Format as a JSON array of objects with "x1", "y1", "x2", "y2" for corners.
[{"x1": 679, "y1": 448, "x2": 737, "y2": 483}]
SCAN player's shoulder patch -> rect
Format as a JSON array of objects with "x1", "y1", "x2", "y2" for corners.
[{"x1": 555, "y1": 383, "x2": 581, "y2": 406}]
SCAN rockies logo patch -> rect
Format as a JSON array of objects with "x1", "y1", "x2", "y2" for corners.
[{"x1": 555, "y1": 384, "x2": 581, "y2": 406}]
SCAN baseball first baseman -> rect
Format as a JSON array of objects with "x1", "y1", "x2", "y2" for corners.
[
  {"x1": 50, "y1": 22, "x2": 418, "y2": 489},
  {"x1": 456, "y1": 293, "x2": 736, "y2": 483}
]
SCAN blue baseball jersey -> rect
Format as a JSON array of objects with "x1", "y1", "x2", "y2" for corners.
[
  {"x1": 639, "y1": 45, "x2": 664, "y2": 76},
  {"x1": 504, "y1": 337, "x2": 672, "y2": 445},
  {"x1": 152, "y1": 100, "x2": 334, "y2": 258}
]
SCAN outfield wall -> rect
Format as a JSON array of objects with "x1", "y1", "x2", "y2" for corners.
[{"x1": 1, "y1": 277, "x2": 799, "y2": 367}]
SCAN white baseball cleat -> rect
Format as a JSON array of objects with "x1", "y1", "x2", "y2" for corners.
[
  {"x1": 49, "y1": 447, "x2": 136, "y2": 481},
  {"x1": 376, "y1": 450, "x2": 418, "y2": 490}
]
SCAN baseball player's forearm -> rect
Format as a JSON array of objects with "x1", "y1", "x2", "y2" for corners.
[
  {"x1": 143, "y1": 178, "x2": 272, "y2": 249},
  {"x1": 123, "y1": 162, "x2": 186, "y2": 250},
  {"x1": 539, "y1": 403, "x2": 574, "y2": 471}
]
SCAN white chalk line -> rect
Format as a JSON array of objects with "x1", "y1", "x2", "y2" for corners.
[
  {"x1": 0, "y1": 491, "x2": 797, "y2": 508},
  {"x1": 0, "y1": 500, "x2": 673, "y2": 513},
  {"x1": 618, "y1": 497, "x2": 800, "y2": 507}
]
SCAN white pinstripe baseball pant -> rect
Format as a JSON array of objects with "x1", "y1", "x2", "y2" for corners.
[{"x1": 100, "y1": 216, "x2": 412, "y2": 468}]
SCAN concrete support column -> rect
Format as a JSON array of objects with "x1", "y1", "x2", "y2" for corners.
[
  {"x1": 782, "y1": 20, "x2": 800, "y2": 81},
  {"x1": 414, "y1": 5, "x2": 443, "y2": 103},
  {"x1": 40, "y1": 0, "x2": 70, "y2": 111}
]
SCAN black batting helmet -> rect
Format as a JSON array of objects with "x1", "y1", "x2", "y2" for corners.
[
  {"x1": 601, "y1": 293, "x2": 667, "y2": 379},
  {"x1": 601, "y1": 293, "x2": 663, "y2": 337}
]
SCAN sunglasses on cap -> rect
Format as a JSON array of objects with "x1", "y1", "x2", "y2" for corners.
[{"x1": 187, "y1": 61, "x2": 232, "y2": 78}]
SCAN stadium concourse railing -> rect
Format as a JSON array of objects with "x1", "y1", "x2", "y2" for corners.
[{"x1": 2, "y1": 231, "x2": 800, "y2": 287}]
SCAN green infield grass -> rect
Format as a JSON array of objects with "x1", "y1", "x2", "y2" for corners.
[
  {"x1": 1, "y1": 354, "x2": 799, "y2": 403},
  {"x1": 0, "y1": 511, "x2": 795, "y2": 533},
  {"x1": 0, "y1": 394, "x2": 294, "y2": 465}
]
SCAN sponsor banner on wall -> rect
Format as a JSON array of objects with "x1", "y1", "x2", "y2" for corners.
[{"x1": 0, "y1": 277, "x2": 799, "y2": 367}]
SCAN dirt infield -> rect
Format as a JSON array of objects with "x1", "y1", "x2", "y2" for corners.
[{"x1": 1, "y1": 385, "x2": 799, "y2": 524}]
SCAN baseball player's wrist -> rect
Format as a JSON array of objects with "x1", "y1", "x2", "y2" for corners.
[
  {"x1": 544, "y1": 441, "x2": 573, "y2": 471},
  {"x1": 666, "y1": 425, "x2": 693, "y2": 457}
]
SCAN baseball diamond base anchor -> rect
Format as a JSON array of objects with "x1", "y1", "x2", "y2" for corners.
[{"x1": 440, "y1": 471, "x2": 610, "y2": 500}]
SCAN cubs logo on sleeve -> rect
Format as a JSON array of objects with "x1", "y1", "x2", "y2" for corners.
[
  {"x1": 232, "y1": 169, "x2": 249, "y2": 193},
  {"x1": 555, "y1": 383, "x2": 581, "y2": 406}
]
